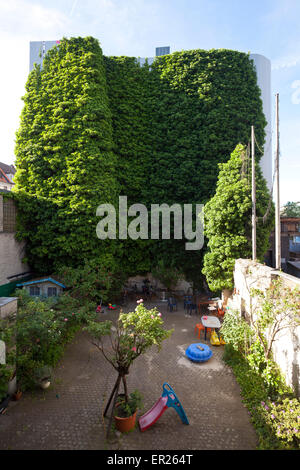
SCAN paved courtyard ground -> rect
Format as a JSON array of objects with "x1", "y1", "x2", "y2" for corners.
[{"x1": 0, "y1": 301, "x2": 258, "y2": 450}]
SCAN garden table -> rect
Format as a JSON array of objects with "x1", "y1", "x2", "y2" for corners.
[
  {"x1": 201, "y1": 315, "x2": 221, "y2": 340},
  {"x1": 198, "y1": 300, "x2": 218, "y2": 315}
]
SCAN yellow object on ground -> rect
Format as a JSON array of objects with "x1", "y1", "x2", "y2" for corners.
[
  {"x1": 219, "y1": 335, "x2": 226, "y2": 345},
  {"x1": 210, "y1": 330, "x2": 220, "y2": 346}
]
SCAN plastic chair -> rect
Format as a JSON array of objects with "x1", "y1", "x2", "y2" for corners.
[
  {"x1": 194, "y1": 323, "x2": 211, "y2": 339},
  {"x1": 186, "y1": 302, "x2": 197, "y2": 315},
  {"x1": 168, "y1": 297, "x2": 177, "y2": 312},
  {"x1": 184, "y1": 295, "x2": 193, "y2": 306}
]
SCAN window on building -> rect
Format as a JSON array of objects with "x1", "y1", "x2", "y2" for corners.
[
  {"x1": 3, "y1": 198, "x2": 16, "y2": 232},
  {"x1": 155, "y1": 46, "x2": 170, "y2": 56},
  {"x1": 47, "y1": 287, "x2": 57, "y2": 297},
  {"x1": 29, "y1": 286, "x2": 40, "y2": 296}
]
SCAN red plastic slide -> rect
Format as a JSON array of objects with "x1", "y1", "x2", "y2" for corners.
[{"x1": 139, "y1": 396, "x2": 168, "y2": 432}]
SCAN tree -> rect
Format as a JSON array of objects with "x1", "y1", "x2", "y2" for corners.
[
  {"x1": 202, "y1": 144, "x2": 274, "y2": 292},
  {"x1": 84, "y1": 300, "x2": 172, "y2": 436},
  {"x1": 281, "y1": 201, "x2": 300, "y2": 218},
  {"x1": 250, "y1": 279, "x2": 300, "y2": 361}
]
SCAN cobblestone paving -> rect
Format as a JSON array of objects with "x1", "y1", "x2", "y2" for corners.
[{"x1": 0, "y1": 301, "x2": 258, "y2": 450}]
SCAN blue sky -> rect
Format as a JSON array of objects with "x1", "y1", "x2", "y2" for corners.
[{"x1": 0, "y1": 0, "x2": 299, "y2": 205}]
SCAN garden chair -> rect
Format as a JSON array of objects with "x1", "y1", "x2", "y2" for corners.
[
  {"x1": 184, "y1": 295, "x2": 192, "y2": 310},
  {"x1": 186, "y1": 302, "x2": 197, "y2": 315},
  {"x1": 194, "y1": 323, "x2": 212, "y2": 339},
  {"x1": 168, "y1": 297, "x2": 177, "y2": 312}
]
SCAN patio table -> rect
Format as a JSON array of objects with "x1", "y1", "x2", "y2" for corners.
[
  {"x1": 198, "y1": 300, "x2": 218, "y2": 315},
  {"x1": 201, "y1": 315, "x2": 221, "y2": 340}
]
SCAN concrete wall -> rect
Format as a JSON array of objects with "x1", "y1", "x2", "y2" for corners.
[
  {"x1": 0, "y1": 297, "x2": 18, "y2": 319},
  {"x1": 0, "y1": 233, "x2": 29, "y2": 286},
  {"x1": 228, "y1": 259, "x2": 300, "y2": 397},
  {"x1": 126, "y1": 273, "x2": 192, "y2": 295}
]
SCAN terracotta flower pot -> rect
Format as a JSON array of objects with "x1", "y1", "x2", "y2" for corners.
[
  {"x1": 114, "y1": 404, "x2": 137, "y2": 433},
  {"x1": 13, "y1": 390, "x2": 22, "y2": 401}
]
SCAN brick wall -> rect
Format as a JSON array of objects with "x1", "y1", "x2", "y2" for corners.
[{"x1": 0, "y1": 194, "x2": 30, "y2": 286}]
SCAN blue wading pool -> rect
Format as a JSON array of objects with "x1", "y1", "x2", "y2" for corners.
[{"x1": 185, "y1": 343, "x2": 213, "y2": 363}]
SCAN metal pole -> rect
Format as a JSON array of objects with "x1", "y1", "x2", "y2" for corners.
[
  {"x1": 251, "y1": 125, "x2": 256, "y2": 261},
  {"x1": 275, "y1": 93, "x2": 281, "y2": 270}
]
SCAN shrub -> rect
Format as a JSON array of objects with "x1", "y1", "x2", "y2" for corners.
[
  {"x1": 220, "y1": 308, "x2": 254, "y2": 355},
  {"x1": 247, "y1": 340, "x2": 289, "y2": 398},
  {"x1": 0, "y1": 315, "x2": 17, "y2": 400},
  {"x1": 57, "y1": 260, "x2": 125, "y2": 304},
  {"x1": 260, "y1": 398, "x2": 300, "y2": 449},
  {"x1": 115, "y1": 390, "x2": 143, "y2": 418},
  {"x1": 223, "y1": 341, "x2": 299, "y2": 449},
  {"x1": 16, "y1": 289, "x2": 96, "y2": 390},
  {"x1": 0, "y1": 365, "x2": 12, "y2": 402}
]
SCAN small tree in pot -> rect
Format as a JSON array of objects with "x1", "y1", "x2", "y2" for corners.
[{"x1": 84, "y1": 300, "x2": 173, "y2": 435}]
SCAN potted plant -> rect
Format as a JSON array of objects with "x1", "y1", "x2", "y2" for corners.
[
  {"x1": 84, "y1": 300, "x2": 173, "y2": 436},
  {"x1": 114, "y1": 389, "x2": 143, "y2": 433},
  {"x1": 34, "y1": 365, "x2": 52, "y2": 390}
]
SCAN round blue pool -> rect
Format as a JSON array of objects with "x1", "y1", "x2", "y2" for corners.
[{"x1": 185, "y1": 343, "x2": 213, "y2": 363}]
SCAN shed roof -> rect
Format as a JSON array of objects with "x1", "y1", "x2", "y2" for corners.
[{"x1": 16, "y1": 277, "x2": 66, "y2": 289}]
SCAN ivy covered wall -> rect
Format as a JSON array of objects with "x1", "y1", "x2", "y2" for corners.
[{"x1": 13, "y1": 37, "x2": 269, "y2": 285}]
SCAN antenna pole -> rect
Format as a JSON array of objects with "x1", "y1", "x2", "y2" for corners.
[
  {"x1": 251, "y1": 125, "x2": 256, "y2": 261},
  {"x1": 275, "y1": 93, "x2": 281, "y2": 270}
]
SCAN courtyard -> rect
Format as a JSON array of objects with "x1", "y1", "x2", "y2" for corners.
[{"x1": 0, "y1": 300, "x2": 258, "y2": 450}]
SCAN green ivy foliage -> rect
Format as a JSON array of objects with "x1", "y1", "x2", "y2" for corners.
[
  {"x1": 14, "y1": 37, "x2": 119, "y2": 273},
  {"x1": 145, "y1": 49, "x2": 266, "y2": 206},
  {"x1": 103, "y1": 55, "x2": 154, "y2": 274},
  {"x1": 202, "y1": 144, "x2": 274, "y2": 292},
  {"x1": 14, "y1": 38, "x2": 270, "y2": 285}
]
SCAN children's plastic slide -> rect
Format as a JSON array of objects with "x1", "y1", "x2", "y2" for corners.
[{"x1": 139, "y1": 383, "x2": 189, "y2": 432}]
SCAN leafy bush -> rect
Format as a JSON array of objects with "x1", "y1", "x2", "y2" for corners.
[
  {"x1": 57, "y1": 260, "x2": 125, "y2": 304},
  {"x1": 260, "y1": 398, "x2": 300, "y2": 449},
  {"x1": 16, "y1": 289, "x2": 96, "y2": 390},
  {"x1": 0, "y1": 365, "x2": 12, "y2": 401},
  {"x1": 223, "y1": 340, "x2": 299, "y2": 449},
  {"x1": 247, "y1": 340, "x2": 288, "y2": 398},
  {"x1": 0, "y1": 315, "x2": 17, "y2": 400},
  {"x1": 115, "y1": 390, "x2": 143, "y2": 418},
  {"x1": 220, "y1": 308, "x2": 254, "y2": 355}
]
